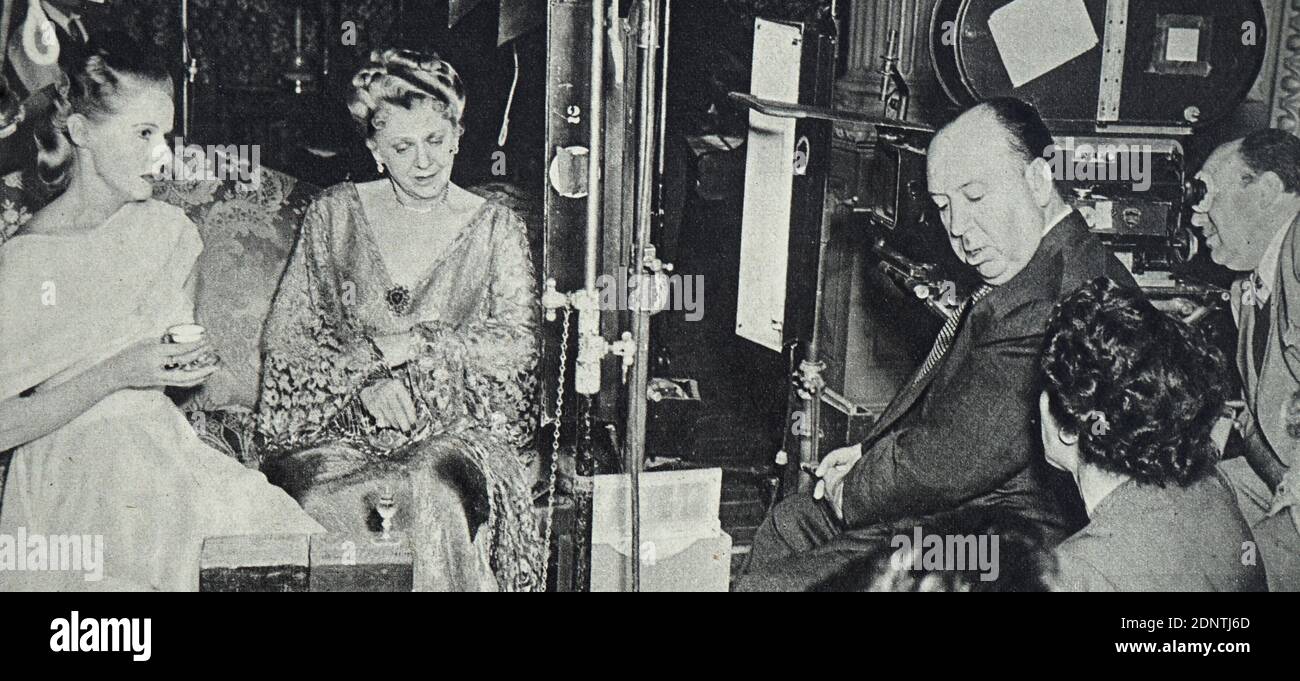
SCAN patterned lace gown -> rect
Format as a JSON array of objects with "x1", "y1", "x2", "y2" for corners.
[{"x1": 257, "y1": 183, "x2": 544, "y2": 592}]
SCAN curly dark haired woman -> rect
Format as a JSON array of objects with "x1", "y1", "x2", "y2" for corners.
[{"x1": 1040, "y1": 278, "x2": 1266, "y2": 591}]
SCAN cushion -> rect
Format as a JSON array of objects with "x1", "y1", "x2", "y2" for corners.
[
  {"x1": 153, "y1": 171, "x2": 321, "y2": 409},
  {"x1": 1, "y1": 171, "x2": 36, "y2": 241}
]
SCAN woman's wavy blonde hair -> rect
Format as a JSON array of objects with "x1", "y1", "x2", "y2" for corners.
[
  {"x1": 348, "y1": 48, "x2": 466, "y2": 139},
  {"x1": 35, "y1": 32, "x2": 172, "y2": 191}
]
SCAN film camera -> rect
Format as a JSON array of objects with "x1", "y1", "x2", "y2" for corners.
[{"x1": 865, "y1": 0, "x2": 1266, "y2": 315}]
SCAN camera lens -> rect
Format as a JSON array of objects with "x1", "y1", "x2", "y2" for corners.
[{"x1": 1184, "y1": 177, "x2": 1208, "y2": 208}]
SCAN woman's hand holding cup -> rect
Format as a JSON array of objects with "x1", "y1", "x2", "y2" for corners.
[
  {"x1": 163, "y1": 324, "x2": 221, "y2": 371},
  {"x1": 103, "y1": 335, "x2": 218, "y2": 390}
]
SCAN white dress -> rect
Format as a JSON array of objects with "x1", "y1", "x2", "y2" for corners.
[{"x1": 0, "y1": 199, "x2": 323, "y2": 591}]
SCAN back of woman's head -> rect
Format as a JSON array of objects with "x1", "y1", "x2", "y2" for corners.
[
  {"x1": 1041, "y1": 278, "x2": 1230, "y2": 486},
  {"x1": 35, "y1": 31, "x2": 172, "y2": 191}
]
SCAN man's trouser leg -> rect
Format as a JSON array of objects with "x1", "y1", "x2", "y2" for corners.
[
  {"x1": 742, "y1": 494, "x2": 839, "y2": 571},
  {"x1": 1220, "y1": 458, "x2": 1300, "y2": 591}
]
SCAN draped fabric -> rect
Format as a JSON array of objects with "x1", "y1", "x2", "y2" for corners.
[
  {"x1": 0, "y1": 203, "x2": 196, "y2": 404},
  {"x1": 0, "y1": 199, "x2": 324, "y2": 591},
  {"x1": 257, "y1": 182, "x2": 544, "y2": 591}
]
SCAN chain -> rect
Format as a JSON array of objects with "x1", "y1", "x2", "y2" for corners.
[
  {"x1": 573, "y1": 393, "x2": 595, "y2": 592},
  {"x1": 580, "y1": 394, "x2": 593, "y2": 474},
  {"x1": 541, "y1": 306, "x2": 572, "y2": 589}
]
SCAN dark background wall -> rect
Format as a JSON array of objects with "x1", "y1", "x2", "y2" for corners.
[{"x1": 108, "y1": 0, "x2": 546, "y2": 190}]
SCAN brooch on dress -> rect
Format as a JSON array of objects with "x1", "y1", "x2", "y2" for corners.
[{"x1": 385, "y1": 285, "x2": 412, "y2": 315}]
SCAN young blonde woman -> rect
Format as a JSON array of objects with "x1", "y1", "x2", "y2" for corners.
[{"x1": 0, "y1": 34, "x2": 322, "y2": 592}]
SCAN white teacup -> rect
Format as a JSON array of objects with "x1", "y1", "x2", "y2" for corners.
[
  {"x1": 163, "y1": 324, "x2": 218, "y2": 371},
  {"x1": 165, "y1": 324, "x2": 206, "y2": 344}
]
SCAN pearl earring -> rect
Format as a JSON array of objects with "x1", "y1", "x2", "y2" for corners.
[{"x1": 376, "y1": 159, "x2": 385, "y2": 174}]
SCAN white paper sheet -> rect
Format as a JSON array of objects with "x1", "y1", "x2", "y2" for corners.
[
  {"x1": 988, "y1": 0, "x2": 1100, "y2": 88},
  {"x1": 1165, "y1": 27, "x2": 1201, "y2": 63}
]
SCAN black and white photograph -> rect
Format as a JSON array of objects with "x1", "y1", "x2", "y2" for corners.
[{"x1": 0, "y1": 0, "x2": 1296, "y2": 659}]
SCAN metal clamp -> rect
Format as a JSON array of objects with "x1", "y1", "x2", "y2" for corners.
[{"x1": 542, "y1": 279, "x2": 640, "y2": 394}]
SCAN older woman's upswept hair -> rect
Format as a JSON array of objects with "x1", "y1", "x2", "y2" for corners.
[
  {"x1": 348, "y1": 48, "x2": 466, "y2": 138},
  {"x1": 35, "y1": 31, "x2": 173, "y2": 191},
  {"x1": 1041, "y1": 278, "x2": 1231, "y2": 487}
]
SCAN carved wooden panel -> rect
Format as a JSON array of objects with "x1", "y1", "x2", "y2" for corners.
[{"x1": 1269, "y1": 0, "x2": 1300, "y2": 132}]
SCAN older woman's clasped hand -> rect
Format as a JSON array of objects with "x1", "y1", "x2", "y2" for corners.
[
  {"x1": 360, "y1": 331, "x2": 420, "y2": 431},
  {"x1": 361, "y1": 378, "x2": 417, "y2": 432}
]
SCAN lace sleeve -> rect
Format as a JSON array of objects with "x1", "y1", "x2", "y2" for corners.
[
  {"x1": 410, "y1": 207, "x2": 540, "y2": 448},
  {"x1": 257, "y1": 200, "x2": 384, "y2": 452}
]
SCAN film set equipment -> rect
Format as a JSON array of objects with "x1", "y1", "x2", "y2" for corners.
[
  {"x1": 543, "y1": 0, "x2": 731, "y2": 592},
  {"x1": 730, "y1": 0, "x2": 1268, "y2": 492},
  {"x1": 856, "y1": 0, "x2": 1268, "y2": 318}
]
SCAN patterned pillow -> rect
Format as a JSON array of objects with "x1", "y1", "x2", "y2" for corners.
[
  {"x1": 468, "y1": 180, "x2": 542, "y2": 256},
  {"x1": 0, "y1": 171, "x2": 36, "y2": 242},
  {"x1": 154, "y1": 170, "x2": 320, "y2": 409}
]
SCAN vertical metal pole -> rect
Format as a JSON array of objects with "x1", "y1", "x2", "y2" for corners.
[
  {"x1": 654, "y1": 0, "x2": 671, "y2": 182},
  {"x1": 797, "y1": 24, "x2": 833, "y2": 489},
  {"x1": 626, "y1": 0, "x2": 660, "y2": 593},
  {"x1": 181, "y1": 0, "x2": 192, "y2": 138},
  {"x1": 321, "y1": 1, "x2": 333, "y2": 85},
  {"x1": 799, "y1": 258, "x2": 828, "y2": 488},
  {"x1": 581, "y1": 0, "x2": 606, "y2": 592},
  {"x1": 586, "y1": 0, "x2": 605, "y2": 290}
]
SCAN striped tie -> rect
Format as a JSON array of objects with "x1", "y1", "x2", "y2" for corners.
[
  {"x1": 1243, "y1": 271, "x2": 1269, "y2": 308},
  {"x1": 908, "y1": 284, "x2": 994, "y2": 389}
]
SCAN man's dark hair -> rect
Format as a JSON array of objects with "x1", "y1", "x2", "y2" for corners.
[
  {"x1": 1239, "y1": 128, "x2": 1300, "y2": 195},
  {"x1": 975, "y1": 97, "x2": 1063, "y2": 197},
  {"x1": 980, "y1": 97, "x2": 1056, "y2": 165}
]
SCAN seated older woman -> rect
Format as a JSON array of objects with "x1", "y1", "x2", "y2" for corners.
[
  {"x1": 256, "y1": 48, "x2": 543, "y2": 591},
  {"x1": 1040, "y1": 278, "x2": 1266, "y2": 591}
]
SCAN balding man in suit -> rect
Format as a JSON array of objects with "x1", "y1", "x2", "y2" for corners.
[{"x1": 736, "y1": 98, "x2": 1136, "y2": 591}]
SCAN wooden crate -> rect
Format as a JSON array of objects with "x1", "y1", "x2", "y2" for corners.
[{"x1": 200, "y1": 533, "x2": 412, "y2": 592}]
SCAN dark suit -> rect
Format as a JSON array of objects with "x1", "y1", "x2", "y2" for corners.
[{"x1": 737, "y1": 212, "x2": 1136, "y2": 591}]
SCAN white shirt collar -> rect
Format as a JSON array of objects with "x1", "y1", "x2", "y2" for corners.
[
  {"x1": 1043, "y1": 206, "x2": 1072, "y2": 236},
  {"x1": 1252, "y1": 213, "x2": 1295, "y2": 304}
]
